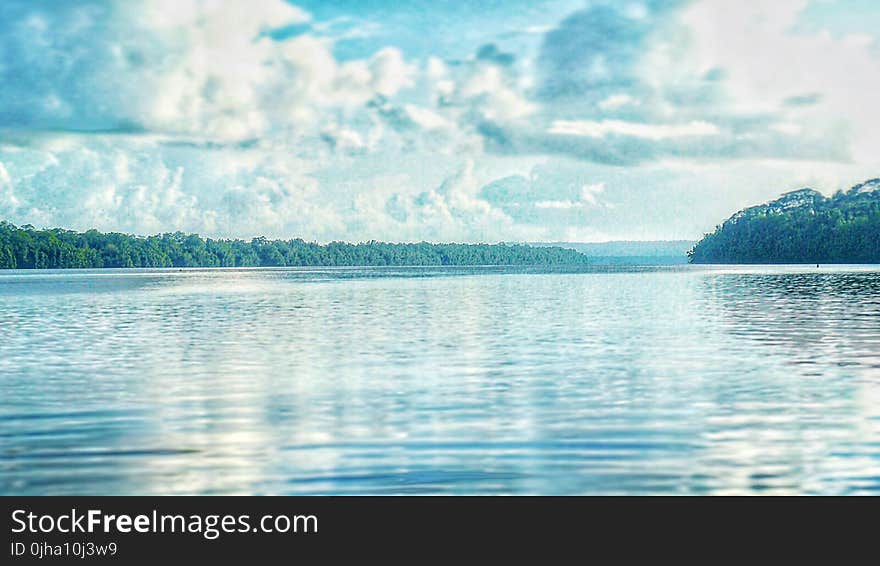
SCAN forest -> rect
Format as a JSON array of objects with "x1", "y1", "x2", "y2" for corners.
[
  {"x1": 689, "y1": 179, "x2": 880, "y2": 264},
  {"x1": 0, "y1": 222, "x2": 589, "y2": 269}
]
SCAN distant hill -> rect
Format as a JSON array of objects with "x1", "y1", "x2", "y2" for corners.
[
  {"x1": 0, "y1": 222, "x2": 589, "y2": 269},
  {"x1": 689, "y1": 178, "x2": 880, "y2": 264},
  {"x1": 532, "y1": 241, "x2": 695, "y2": 265}
]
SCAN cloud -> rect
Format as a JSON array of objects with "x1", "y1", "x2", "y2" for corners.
[
  {"x1": 0, "y1": 161, "x2": 18, "y2": 211},
  {"x1": 783, "y1": 93, "x2": 823, "y2": 107},
  {"x1": 0, "y1": 0, "x2": 878, "y2": 244},
  {"x1": 367, "y1": 47, "x2": 417, "y2": 96},
  {"x1": 479, "y1": 170, "x2": 612, "y2": 224},
  {"x1": 598, "y1": 94, "x2": 638, "y2": 111},
  {"x1": 548, "y1": 120, "x2": 720, "y2": 140},
  {"x1": 453, "y1": 0, "x2": 878, "y2": 166},
  {"x1": 356, "y1": 160, "x2": 517, "y2": 242},
  {"x1": 0, "y1": 0, "x2": 416, "y2": 146},
  {"x1": 534, "y1": 182, "x2": 606, "y2": 209},
  {"x1": 0, "y1": 1, "x2": 302, "y2": 136},
  {"x1": 537, "y1": 0, "x2": 685, "y2": 102},
  {"x1": 5, "y1": 1, "x2": 868, "y2": 166},
  {"x1": 679, "y1": 0, "x2": 880, "y2": 163},
  {"x1": 0, "y1": 138, "x2": 352, "y2": 239},
  {"x1": 430, "y1": 53, "x2": 536, "y2": 123},
  {"x1": 475, "y1": 43, "x2": 516, "y2": 67},
  {"x1": 404, "y1": 105, "x2": 455, "y2": 131}
]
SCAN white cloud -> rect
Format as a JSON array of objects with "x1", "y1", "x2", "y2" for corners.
[
  {"x1": 145, "y1": 0, "x2": 310, "y2": 30},
  {"x1": 321, "y1": 123, "x2": 368, "y2": 151},
  {"x1": 0, "y1": 162, "x2": 18, "y2": 210},
  {"x1": 458, "y1": 64, "x2": 536, "y2": 121},
  {"x1": 404, "y1": 105, "x2": 455, "y2": 131},
  {"x1": 0, "y1": 140, "x2": 350, "y2": 239},
  {"x1": 534, "y1": 199, "x2": 580, "y2": 209},
  {"x1": 428, "y1": 54, "x2": 536, "y2": 124},
  {"x1": 342, "y1": 159, "x2": 548, "y2": 243},
  {"x1": 522, "y1": 25, "x2": 554, "y2": 35},
  {"x1": 598, "y1": 94, "x2": 638, "y2": 111},
  {"x1": 534, "y1": 181, "x2": 605, "y2": 209},
  {"x1": 579, "y1": 182, "x2": 605, "y2": 205},
  {"x1": 0, "y1": 0, "x2": 419, "y2": 146},
  {"x1": 368, "y1": 48, "x2": 417, "y2": 96},
  {"x1": 548, "y1": 119, "x2": 720, "y2": 140},
  {"x1": 528, "y1": 0, "x2": 877, "y2": 164},
  {"x1": 679, "y1": 0, "x2": 880, "y2": 163}
]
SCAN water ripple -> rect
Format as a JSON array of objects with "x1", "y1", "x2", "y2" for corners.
[{"x1": 1, "y1": 265, "x2": 879, "y2": 494}]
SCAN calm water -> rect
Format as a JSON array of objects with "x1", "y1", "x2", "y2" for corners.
[{"x1": 1, "y1": 265, "x2": 879, "y2": 495}]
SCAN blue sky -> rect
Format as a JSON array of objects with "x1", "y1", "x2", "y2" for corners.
[{"x1": 0, "y1": 0, "x2": 878, "y2": 242}]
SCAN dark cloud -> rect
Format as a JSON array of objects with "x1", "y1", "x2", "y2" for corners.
[
  {"x1": 475, "y1": 43, "x2": 516, "y2": 67},
  {"x1": 537, "y1": 0, "x2": 685, "y2": 101},
  {"x1": 473, "y1": 116, "x2": 851, "y2": 167},
  {"x1": 367, "y1": 96, "x2": 417, "y2": 131}
]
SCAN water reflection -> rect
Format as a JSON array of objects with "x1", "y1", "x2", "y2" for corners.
[
  {"x1": 1, "y1": 266, "x2": 878, "y2": 494},
  {"x1": 693, "y1": 271, "x2": 880, "y2": 494}
]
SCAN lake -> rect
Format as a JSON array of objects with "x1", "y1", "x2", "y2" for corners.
[{"x1": 1, "y1": 265, "x2": 879, "y2": 495}]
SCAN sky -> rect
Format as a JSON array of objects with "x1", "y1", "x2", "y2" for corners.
[{"x1": 0, "y1": 0, "x2": 878, "y2": 243}]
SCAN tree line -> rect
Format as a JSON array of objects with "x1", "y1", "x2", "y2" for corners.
[
  {"x1": 0, "y1": 222, "x2": 589, "y2": 269},
  {"x1": 689, "y1": 181, "x2": 880, "y2": 264}
]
